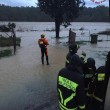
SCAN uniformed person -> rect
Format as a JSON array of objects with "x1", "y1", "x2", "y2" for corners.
[
  {"x1": 57, "y1": 54, "x2": 86, "y2": 110},
  {"x1": 65, "y1": 43, "x2": 79, "y2": 67},
  {"x1": 38, "y1": 34, "x2": 49, "y2": 65},
  {"x1": 104, "y1": 51, "x2": 110, "y2": 106},
  {"x1": 91, "y1": 51, "x2": 110, "y2": 110},
  {"x1": 83, "y1": 57, "x2": 96, "y2": 94},
  {"x1": 92, "y1": 66, "x2": 106, "y2": 110},
  {"x1": 105, "y1": 51, "x2": 110, "y2": 75},
  {"x1": 87, "y1": 66, "x2": 106, "y2": 110}
]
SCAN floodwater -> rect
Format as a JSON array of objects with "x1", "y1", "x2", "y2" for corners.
[{"x1": 0, "y1": 22, "x2": 110, "y2": 110}]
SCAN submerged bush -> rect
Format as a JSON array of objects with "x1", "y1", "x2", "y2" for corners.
[
  {"x1": 0, "y1": 49, "x2": 12, "y2": 58},
  {"x1": 0, "y1": 37, "x2": 21, "y2": 47}
]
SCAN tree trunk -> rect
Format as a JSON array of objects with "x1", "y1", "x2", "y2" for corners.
[{"x1": 55, "y1": 17, "x2": 60, "y2": 38}]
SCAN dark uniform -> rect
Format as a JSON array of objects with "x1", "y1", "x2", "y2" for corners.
[
  {"x1": 104, "y1": 51, "x2": 110, "y2": 107},
  {"x1": 105, "y1": 51, "x2": 110, "y2": 77},
  {"x1": 83, "y1": 58, "x2": 96, "y2": 93},
  {"x1": 65, "y1": 44, "x2": 79, "y2": 67},
  {"x1": 57, "y1": 54, "x2": 85, "y2": 110},
  {"x1": 86, "y1": 52, "x2": 110, "y2": 110},
  {"x1": 87, "y1": 66, "x2": 106, "y2": 110},
  {"x1": 89, "y1": 51, "x2": 110, "y2": 110},
  {"x1": 38, "y1": 34, "x2": 49, "y2": 65},
  {"x1": 92, "y1": 66, "x2": 106, "y2": 110}
]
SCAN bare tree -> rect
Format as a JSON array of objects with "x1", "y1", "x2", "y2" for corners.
[{"x1": 37, "y1": 0, "x2": 85, "y2": 38}]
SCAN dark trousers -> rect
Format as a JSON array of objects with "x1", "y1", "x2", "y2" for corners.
[
  {"x1": 41, "y1": 47, "x2": 49, "y2": 64},
  {"x1": 87, "y1": 98, "x2": 104, "y2": 110}
]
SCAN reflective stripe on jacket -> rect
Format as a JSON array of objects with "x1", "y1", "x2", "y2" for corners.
[{"x1": 87, "y1": 66, "x2": 106, "y2": 102}]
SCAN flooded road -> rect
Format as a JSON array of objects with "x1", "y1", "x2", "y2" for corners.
[
  {"x1": 0, "y1": 35, "x2": 110, "y2": 110},
  {"x1": 0, "y1": 36, "x2": 68, "y2": 110},
  {"x1": 0, "y1": 22, "x2": 110, "y2": 110}
]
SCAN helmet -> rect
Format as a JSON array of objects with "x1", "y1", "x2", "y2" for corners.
[
  {"x1": 69, "y1": 44, "x2": 79, "y2": 54},
  {"x1": 68, "y1": 54, "x2": 83, "y2": 73},
  {"x1": 41, "y1": 34, "x2": 45, "y2": 38},
  {"x1": 87, "y1": 57, "x2": 95, "y2": 68},
  {"x1": 70, "y1": 54, "x2": 83, "y2": 66}
]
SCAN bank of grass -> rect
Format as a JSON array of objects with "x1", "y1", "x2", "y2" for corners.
[
  {"x1": 0, "y1": 36, "x2": 21, "y2": 47},
  {"x1": 98, "y1": 30, "x2": 110, "y2": 35},
  {"x1": 76, "y1": 41, "x2": 87, "y2": 45},
  {"x1": 0, "y1": 49, "x2": 12, "y2": 58}
]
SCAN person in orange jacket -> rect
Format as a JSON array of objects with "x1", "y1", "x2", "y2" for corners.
[{"x1": 38, "y1": 34, "x2": 49, "y2": 65}]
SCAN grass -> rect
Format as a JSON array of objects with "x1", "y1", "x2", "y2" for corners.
[
  {"x1": 0, "y1": 36, "x2": 21, "y2": 47},
  {"x1": 76, "y1": 41, "x2": 87, "y2": 45},
  {"x1": 98, "y1": 30, "x2": 110, "y2": 35},
  {"x1": 0, "y1": 49, "x2": 12, "y2": 58}
]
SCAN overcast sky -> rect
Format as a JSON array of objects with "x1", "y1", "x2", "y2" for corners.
[{"x1": 0, "y1": 0, "x2": 109, "y2": 7}]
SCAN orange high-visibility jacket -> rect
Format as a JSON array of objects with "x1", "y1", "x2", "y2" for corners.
[{"x1": 38, "y1": 38, "x2": 49, "y2": 48}]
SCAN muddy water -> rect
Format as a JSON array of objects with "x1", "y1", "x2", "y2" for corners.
[
  {"x1": 0, "y1": 22, "x2": 110, "y2": 110},
  {"x1": 0, "y1": 35, "x2": 110, "y2": 110},
  {"x1": 0, "y1": 36, "x2": 69, "y2": 110}
]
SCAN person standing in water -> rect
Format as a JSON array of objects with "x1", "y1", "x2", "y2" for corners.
[{"x1": 38, "y1": 34, "x2": 49, "y2": 65}]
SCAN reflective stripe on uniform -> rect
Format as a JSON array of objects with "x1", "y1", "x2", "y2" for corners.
[
  {"x1": 93, "y1": 94, "x2": 103, "y2": 102},
  {"x1": 77, "y1": 44, "x2": 80, "y2": 49},
  {"x1": 85, "y1": 74, "x2": 93, "y2": 78},
  {"x1": 70, "y1": 49, "x2": 73, "y2": 52},
  {"x1": 86, "y1": 92, "x2": 93, "y2": 97},
  {"x1": 80, "y1": 55, "x2": 87, "y2": 63},
  {"x1": 58, "y1": 76, "x2": 79, "y2": 110},
  {"x1": 59, "y1": 102, "x2": 77, "y2": 110},
  {"x1": 39, "y1": 41, "x2": 43, "y2": 44},
  {"x1": 80, "y1": 55, "x2": 85, "y2": 59},
  {"x1": 64, "y1": 93, "x2": 76, "y2": 106},
  {"x1": 59, "y1": 76, "x2": 78, "y2": 92},
  {"x1": 83, "y1": 59, "x2": 87, "y2": 63},
  {"x1": 98, "y1": 73, "x2": 105, "y2": 81},
  {"x1": 58, "y1": 88, "x2": 76, "y2": 106},
  {"x1": 66, "y1": 59, "x2": 69, "y2": 63},
  {"x1": 79, "y1": 105, "x2": 85, "y2": 109},
  {"x1": 58, "y1": 89, "x2": 63, "y2": 104},
  {"x1": 60, "y1": 106, "x2": 65, "y2": 110}
]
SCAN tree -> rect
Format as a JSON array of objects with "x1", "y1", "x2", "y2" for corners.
[{"x1": 37, "y1": 0, "x2": 85, "y2": 38}]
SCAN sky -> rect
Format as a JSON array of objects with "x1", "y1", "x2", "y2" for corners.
[{"x1": 0, "y1": 0, "x2": 109, "y2": 7}]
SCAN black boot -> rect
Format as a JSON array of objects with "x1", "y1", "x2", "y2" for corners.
[
  {"x1": 41, "y1": 56, "x2": 44, "y2": 64},
  {"x1": 46, "y1": 56, "x2": 49, "y2": 65}
]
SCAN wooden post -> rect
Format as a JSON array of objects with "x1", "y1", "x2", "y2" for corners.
[
  {"x1": 9, "y1": 23, "x2": 16, "y2": 54},
  {"x1": 12, "y1": 28, "x2": 16, "y2": 54},
  {"x1": 68, "y1": 28, "x2": 76, "y2": 44},
  {"x1": 89, "y1": 30, "x2": 91, "y2": 42}
]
